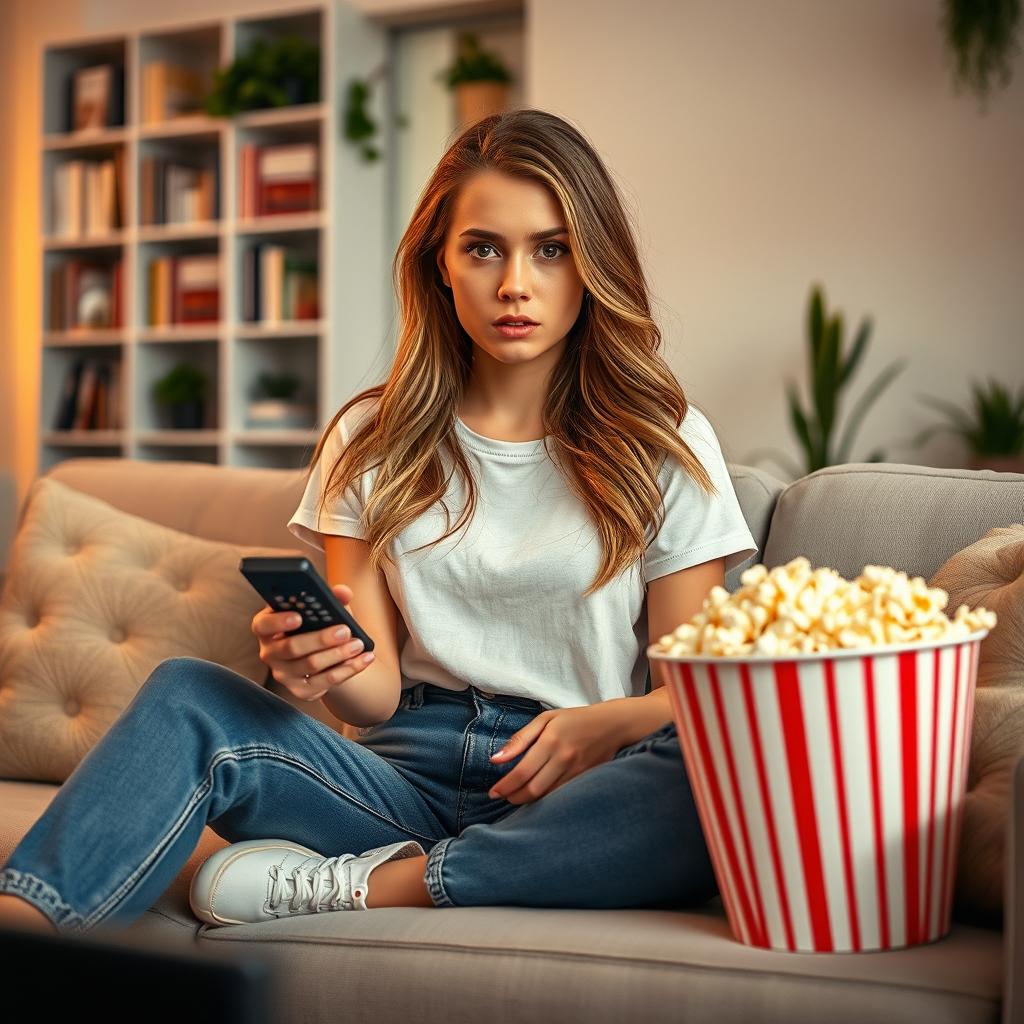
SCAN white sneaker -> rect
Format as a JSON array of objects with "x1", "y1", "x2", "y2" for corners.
[{"x1": 189, "y1": 838, "x2": 426, "y2": 926}]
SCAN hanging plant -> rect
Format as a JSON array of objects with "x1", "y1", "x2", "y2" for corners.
[
  {"x1": 941, "y1": 0, "x2": 1022, "y2": 112},
  {"x1": 342, "y1": 62, "x2": 407, "y2": 163}
]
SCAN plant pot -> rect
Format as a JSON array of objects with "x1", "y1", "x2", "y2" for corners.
[
  {"x1": 455, "y1": 81, "x2": 509, "y2": 130},
  {"x1": 967, "y1": 454, "x2": 1024, "y2": 473},
  {"x1": 166, "y1": 399, "x2": 205, "y2": 429},
  {"x1": 246, "y1": 398, "x2": 316, "y2": 429},
  {"x1": 281, "y1": 74, "x2": 308, "y2": 106}
]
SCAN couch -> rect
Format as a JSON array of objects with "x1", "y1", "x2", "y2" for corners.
[{"x1": 1, "y1": 455, "x2": 1021, "y2": 1024}]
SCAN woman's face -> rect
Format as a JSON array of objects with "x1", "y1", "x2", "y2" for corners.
[{"x1": 436, "y1": 169, "x2": 586, "y2": 365}]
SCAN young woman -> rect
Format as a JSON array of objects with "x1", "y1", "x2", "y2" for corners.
[{"x1": 0, "y1": 109, "x2": 757, "y2": 934}]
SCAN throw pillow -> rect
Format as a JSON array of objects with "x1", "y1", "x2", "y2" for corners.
[
  {"x1": 929, "y1": 522, "x2": 1024, "y2": 928},
  {"x1": 0, "y1": 476, "x2": 300, "y2": 784}
]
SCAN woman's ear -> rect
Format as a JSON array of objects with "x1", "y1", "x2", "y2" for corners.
[{"x1": 436, "y1": 247, "x2": 450, "y2": 288}]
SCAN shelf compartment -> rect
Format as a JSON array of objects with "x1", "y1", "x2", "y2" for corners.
[
  {"x1": 138, "y1": 22, "x2": 223, "y2": 128},
  {"x1": 137, "y1": 339, "x2": 219, "y2": 432},
  {"x1": 43, "y1": 35, "x2": 126, "y2": 135}
]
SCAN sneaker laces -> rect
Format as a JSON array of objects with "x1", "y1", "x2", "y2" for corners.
[{"x1": 267, "y1": 854, "x2": 354, "y2": 914}]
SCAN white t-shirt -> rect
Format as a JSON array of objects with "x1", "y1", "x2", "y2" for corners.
[{"x1": 286, "y1": 397, "x2": 758, "y2": 710}]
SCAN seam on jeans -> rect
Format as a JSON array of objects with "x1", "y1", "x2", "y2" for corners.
[
  {"x1": 84, "y1": 743, "x2": 443, "y2": 930},
  {"x1": 0, "y1": 867, "x2": 86, "y2": 931},
  {"x1": 455, "y1": 693, "x2": 485, "y2": 833},
  {"x1": 488, "y1": 708, "x2": 512, "y2": 783},
  {"x1": 423, "y1": 836, "x2": 457, "y2": 907}
]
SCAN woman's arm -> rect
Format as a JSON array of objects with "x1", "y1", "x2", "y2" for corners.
[{"x1": 598, "y1": 556, "x2": 726, "y2": 746}]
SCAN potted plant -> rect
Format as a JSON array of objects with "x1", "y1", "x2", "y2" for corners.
[
  {"x1": 246, "y1": 372, "x2": 315, "y2": 429},
  {"x1": 744, "y1": 284, "x2": 908, "y2": 480},
  {"x1": 941, "y1": 0, "x2": 1022, "y2": 113},
  {"x1": 153, "y1": 363, "x2": 208, "y2": 429},
  {"x1": 437, "y1": 31, "x2": 513, "y2": 130},
  {"x1": 203, "y1": 35, "x2": 320, "y2": 116},
  {"x1": 909, "y1": 378, "x2": 1024, "y2": 472}
]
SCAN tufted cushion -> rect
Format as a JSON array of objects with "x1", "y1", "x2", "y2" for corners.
[
  {"x1": 0, "y1": 476, "x2": 299, "y2": 784},
  {"x1": 929, "y1": 522, "x2": 1024, "y2": 927}
]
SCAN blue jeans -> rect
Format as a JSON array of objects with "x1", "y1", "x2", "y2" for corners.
[{"x1": 0, "y1": 656, "x2": 718, "y2": 934}]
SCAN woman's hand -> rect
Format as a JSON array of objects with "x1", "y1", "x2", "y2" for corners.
[
  {"x1": 252, "y1": 582, "x2": 376, "y2": 702},
  {"x1": 487, "y1": 704, "x2": 625, "y2": 805}
]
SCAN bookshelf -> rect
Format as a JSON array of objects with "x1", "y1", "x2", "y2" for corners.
[{"x1": 39, "y1": 2, "x2": 391, "y2": 471}]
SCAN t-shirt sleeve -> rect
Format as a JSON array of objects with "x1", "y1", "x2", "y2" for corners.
[
  {"x1": 286, "y1": 405, "x2": 369, "y2": 553},
  {"x1": 643, "y1": 404, "x2": 759, "y2": 584}
]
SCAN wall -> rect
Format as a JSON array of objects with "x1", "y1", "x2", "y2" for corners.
[
  {"x1": 528, "y1": 0, "x2": 1023, "y2": 475},
  {"x1": 2, "y1": 0, "x2": 1022, "y2": 571}
]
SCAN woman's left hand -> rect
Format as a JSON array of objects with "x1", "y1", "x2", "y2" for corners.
[{"x1": 487, "y1": 704, "x2": 624, "y2": 805}]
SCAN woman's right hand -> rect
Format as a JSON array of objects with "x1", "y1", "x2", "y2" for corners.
[{"x1": 253, "y1": 582, "x2": 376, "y2": 701}]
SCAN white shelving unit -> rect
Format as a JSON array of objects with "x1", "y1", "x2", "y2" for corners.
[{"x1": 38, "y1": 1, "x2": 392, "y2": 472}]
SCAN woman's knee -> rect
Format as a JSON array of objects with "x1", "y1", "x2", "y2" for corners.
[{"x1": 137, "y1": 656, "x2": 245, "y2": 705}]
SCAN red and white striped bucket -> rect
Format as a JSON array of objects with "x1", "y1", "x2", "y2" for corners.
[{"x1": 650, "y1": 630, "x2": 989, "y2": 953}]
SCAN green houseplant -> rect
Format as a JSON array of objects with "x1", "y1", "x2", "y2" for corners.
[
  {"x1": 153, "y1": 363, "x2": 208, "y2": 429},
  {"x1": 438, "y1": 32, "x2": 514, "y2": 130},
  {"x1": 204, "y1": 36, "x2": 320, "y2": 116},
  {"x1": 941, "y1": 0, "x2": 1022, "y2": 112},
  {"x1": 745, "y1": 284, "x2": 908, "y2": 480},
  {"x1": 910, "y1": 378, "x2": 1024, "y2": 471},
  {"x1": 246, "y1": 371, "x2": 314, "y2": 429}
]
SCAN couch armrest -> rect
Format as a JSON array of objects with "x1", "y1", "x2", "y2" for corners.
[{"x1": 1004, "y1": 752, "x2": 1024, "y2": 1024}]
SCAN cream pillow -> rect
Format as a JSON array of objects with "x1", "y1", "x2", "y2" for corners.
[
  {"x1": 929, "y1": 523, "x2": 1024, "y2": 927},
  {"x1": 0, "y1": 476, "x2": 299, "y2": 784}
]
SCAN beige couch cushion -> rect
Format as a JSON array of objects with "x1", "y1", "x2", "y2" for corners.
[
  {"x1": 930, "y1": 522, "x2": 1024, "y2": 926},
  {"x1": 0, "y1": 476, "x2": 297, "y2": 784}
]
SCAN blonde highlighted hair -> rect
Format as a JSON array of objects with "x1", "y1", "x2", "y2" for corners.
[{"x1": 303, "y1": 108, "x2": 717, "y2": 598}]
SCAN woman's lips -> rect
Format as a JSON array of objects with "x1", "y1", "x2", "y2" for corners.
[{"x1": 492, "y1": 323, "x2": 539, "y2": 338}]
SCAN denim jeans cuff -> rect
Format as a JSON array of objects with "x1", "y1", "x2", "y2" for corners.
[
  {"x1": 423, "y1": 837, "x2": 457, "y2": 907},
  {"x1": 0, "y1": 866, "x2": 86, "y2": 931}
]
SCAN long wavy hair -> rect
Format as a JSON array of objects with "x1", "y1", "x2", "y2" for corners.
[{"x1": 303, "y1": 108, "x2": 718, "y2": 598}]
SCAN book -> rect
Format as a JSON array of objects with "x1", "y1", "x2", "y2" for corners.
[
  {"x1": 51, "y1": 156, "x2": 123, "y2": 236},
  {"x1": 256, "y1": 143, "x2": 319, "y2": 216},
  {"x1": 53, "y1": 356, "x2": 121, "y2": 430},
  {"x1": 70, "y1": 64, "x2": 123, "y2": 131},
  {"x1": 147, "y1": 255, "x2": 221, "y2": 325},
  {"x1": 143, "y1": 61, "x2": 205, "y2": 122},
  {"x1": 242, "y1": 243, "x2": 319, "y2": 322},
  {"x1": 174, "y1": 253, "x2": 220, "y2": 323}
]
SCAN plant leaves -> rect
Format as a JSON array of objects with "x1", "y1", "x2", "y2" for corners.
[
  {"x1": 786, "y1": 379, "x2": 814, "y2": 460},
  {"x1": 840, "y1": 316, "x2": 872, "y2": 388},
  {"x1": 834, "y1": 357, "x2": 907, "y2": 463},
  {"x1": 813, "y1": 316, "x2": 841, "y2": 460},
  {"x1": 808, "y1": 284, "x2": 825, "y2": 382}
]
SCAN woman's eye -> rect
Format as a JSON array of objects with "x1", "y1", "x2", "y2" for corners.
[{"x1": 465, "y1": 242, "x2": 567, "y2": 260}]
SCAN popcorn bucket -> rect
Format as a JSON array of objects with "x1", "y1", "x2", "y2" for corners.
[{"x1": 649, "y1": 629, "x2": 989, "y2": 953}]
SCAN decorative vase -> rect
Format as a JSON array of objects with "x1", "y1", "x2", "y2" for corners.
[
  {"x1": 246, "y1": 398, "x2": 316, "y2": 429},
  {"x1": 455, "y1": 81, "x2": 509, "y2": 130}
]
